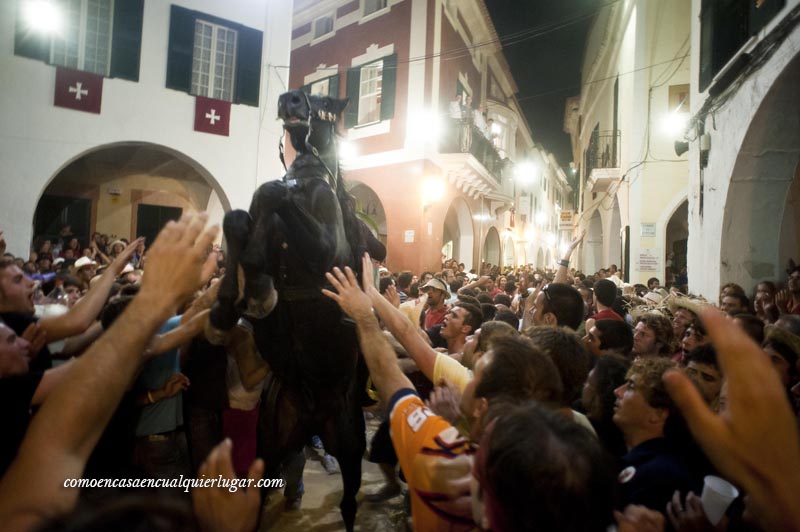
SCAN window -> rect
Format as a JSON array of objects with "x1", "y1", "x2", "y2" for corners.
[
  {"x1": 314, "y1": 16, "x2": 334, "y2": 38},
  {"x1": 50, "y1": 0, "x2": 114, "y2": 75},
  {"x1": 364, "y1": 0, "x2": 387, "y2": 16},
  {"x1": 166, "y1": 6, "x2": 263, "y2": 106},
  {"x1": 345, "y1": 53, "x2": 397, "y2": 128},
  {"x1": 15, "y1": 0, "x2": 143, "y2": 80},
  {"x1": 358, "y1": 60, "x2": 383, "y2": 125},
  {"x1": 191, "y1": 20, "x2": 238, "y2": 102}
]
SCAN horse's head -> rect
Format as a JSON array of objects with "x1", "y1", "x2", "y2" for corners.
[{"x1": 278, "y1": 90, "x2": 349, "y2": 159}]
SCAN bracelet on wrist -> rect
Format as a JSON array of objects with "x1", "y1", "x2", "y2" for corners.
[
  {"x1": 557, "y1": 259, "x2": 570, "y2": 267},
  {"x1": 147, "y1": 390, "x2": 155, "y2": 404}
]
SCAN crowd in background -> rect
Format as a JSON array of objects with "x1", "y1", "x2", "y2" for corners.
[{"x1": 1, "y1": 221, "x2": 800, "y2": 532}]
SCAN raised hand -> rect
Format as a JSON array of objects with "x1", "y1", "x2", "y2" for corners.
[
  {"x1": 21, "y1": 323, "x2": 46, "y2": 357},
  {"x1": 425, "y1": 379, "x2": 462, "y2": 424},
  {"x1": 161, "y1": 373, "x2": 190, "y2": 398},
  {"x1": 322, "y1": 265, "x2": 373, "y2": 321},
  {"x1": 663, "y1": 308, "x2": 800, "y2": 531}
]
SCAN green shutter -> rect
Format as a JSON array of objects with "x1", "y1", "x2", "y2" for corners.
[
  {"x1": 300, "y1": 83, "x2": 311, "y2": 94},
  {"x1": 14, "y1": 0, "x2": 49, "y2": 62},
  {"x1": 165, "y1": 5, "x2": 195, "y2": 93},
  {"x1": 234, "y1": 26, "x2": 262, "y2": 106},
  {"x1": 345, "y1": 67, "x2": 360, "y2": 128},
  {"x1": 380, "y1": 53, "x2": 397, "y2": 121},
  {"x1": 110, "y1": 0, "x2": 144, "y2": 81},
  {"x1": 328, "y1": 73, "x2": 340, "y2": 98}
]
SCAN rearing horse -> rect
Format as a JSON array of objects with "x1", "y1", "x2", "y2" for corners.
[{"x1": 207, "y1": 89, "x2": 386, "y2": 531}]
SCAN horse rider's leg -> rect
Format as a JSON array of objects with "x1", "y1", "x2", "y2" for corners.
[
  {"x1": 207, "y1": 209, "x2": 251, "y2": 345},
  {"x1": 239, "y1": 212, "x2": 278, "y2": 319}
]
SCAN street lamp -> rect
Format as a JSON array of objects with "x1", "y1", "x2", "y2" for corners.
[
  {"x1": 514, "y1": 161, "x2": 538, "y2": 186},
  {"x1": 338, "y1": 140, "x2": 357, "y2": 162},
  {"x1": 22, "y1": 0, "x2": 62, "y2": 34},
  {"x1": 421, "y1": 178, "x2": 445, "y2": 208}
]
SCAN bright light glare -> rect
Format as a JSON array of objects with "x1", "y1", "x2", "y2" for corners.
[
  {"x1": 559, "y1": 242, "x2": 571, "y2": 255},
  {"x1": 409, "y1": 110, "x2": 442, "y2": 145},
  {"x1": 546, "y1": 233, "x2": 557, "y2": 246},
  {"x1": 23, "y1": 0, "x2": 61, "y2": 34},
  {"x1": 524, "y1": 228, "x2": 537, "y2": 241},
  {"x1": 422, "y1": 179, "x2": 446, "y2": 205},
  {"x1": 338, "y1": 140, "x2": 357, "y2": 161},
  {"x1": 473, "y1": 214, "x2": 491, "y2": 221},
  {"x1": 535, "y1": 212, "x2": 548, "y2": 225},
  {"x1": 662, "y1": 112, "x2": 688, "y2": 137},
  {"x1": 490, "y1": 122, "x2": 502, "y2": 135},
  {"x1": 514, "y1": 161, "x2": 538, "y2": 185}
]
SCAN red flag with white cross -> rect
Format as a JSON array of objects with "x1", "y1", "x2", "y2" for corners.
[
  {"x1": 54, "y1": 67, "x2": 103, "y2": 114},
  {"x1": 194, "y1": 96, "x2": 230, "y2": 136}
]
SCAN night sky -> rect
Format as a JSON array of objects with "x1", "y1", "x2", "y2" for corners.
[{"x1": 485, "y1": 0, "x2": 600, "y2": 168}]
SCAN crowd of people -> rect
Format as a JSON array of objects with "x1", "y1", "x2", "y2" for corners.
[{"x1": 1, "y1": 220, "x2": 800, "y2": 532}]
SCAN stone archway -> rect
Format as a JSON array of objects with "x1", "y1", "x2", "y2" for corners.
[
  {"x1": 348, "y1": 182, "x2": 388, "y2": 245},
  {"x1": 720, "y1": 51, "x2": 800, "y2": 290},
  {"x1": 32, "y1": 142, "x2": 230, "y2": 249},
  {"x1": 442, "y1": 197, "x2": 475, "y2": 271},
  {"x1": 665, "y1": 199, "x2": 689, "y2": 285},
  {"x1": 609, "y1": 196, "x2": 622, "y2": 269},
  {"x1": 483, "y1": 227, "x2": 501, "y2": 268},
  {"x1": 502, "y1": 235, "x2": 515, "y2": 267},
  {"x1": 536, "y1": 247, "x2": 544, "y2": 269},
  {"x1": 585, "y1": 209, "x2": 603, "y2": 274}
]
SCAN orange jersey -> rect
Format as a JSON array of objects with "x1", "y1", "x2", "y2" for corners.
[{"x1": 389, "y1": 389, "x2": 476, "y2": 532}]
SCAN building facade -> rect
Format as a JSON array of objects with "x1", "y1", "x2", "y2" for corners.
[
  {"x1": 1, "y1": 0, "x2": 292, "y2": 254},
  {"x1": 686, "y1": 0, "x2": 800, "y2": 298},
  {"x1": 565, "y1": 0, "x2": 691, "y2": 286},
  {"x1": 290, "y1": 0, "x2": 571, "y2": 274}
]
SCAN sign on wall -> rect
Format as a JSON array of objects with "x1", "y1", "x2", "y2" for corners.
[
  {"x1": 640, "y1": 223, "x2": 657, "y2": 237},
  {"x1": 637, "y1": 249, "x2": 660, "y2": 272},
  {"x1": 404, "y1": 230, "x2": 415, "y2": 243}
]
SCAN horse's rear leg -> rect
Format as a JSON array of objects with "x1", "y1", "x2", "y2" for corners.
[
  {"x1": 207, "y1": 209, "x2": 251, "y2": 344},
  {"x1": 322, "y1": 405, "x2": 366, "y2": 532}
]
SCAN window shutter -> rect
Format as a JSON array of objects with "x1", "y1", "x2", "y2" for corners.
[
  {"x1": 344, "y1": 67, "x2": 360, "y2": 128},
  {"x1": 380, "y1": 53, "x2": 397, "y2": 121},
  {"x1": 110, "y1": 0, "x2": 144, "y2": 81},
  {"x1": 328, "y1": 73, "x2": 340, "y2": 98},
  {"x1": 166, "y1": 5, "x2": 195, "y2": 93},
  {"x1": 749, "y1": 0, "x2": 785, "y2": 35},
  {"x1": 300, "y1": 83, "x2": 311, "y2": 94},
  {"x1": 234, "y1": 26, "x2": 262, "y2": 106},
  {"x1": 14, "y1": 0, "x2": 49, "y2": 62}
]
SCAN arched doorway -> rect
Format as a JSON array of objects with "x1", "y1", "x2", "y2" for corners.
[
  {"x1": 442, "y1": 197, "x2": 475, "y2": 271},
  {"x1": 665, "y1": 199, "x2": 688, "y2": 286},
  {"x1": 483, "y1": 227, "x2": 501, "y2": 268},
  {"x1": 517, "y1": 244, "x2": 527, "y2": 267},
  {"x1": 32, "y1": 142, "x2": 230, "y2": 251},
  {"x1": 585, "y1": 210, "x2": 603, "y2": 274},
  {"x1": 536, "y1": 248, "x2": 544, "y2": 269},
  {"x1": 348, "y1": 182, "x2": 388, "y2": 245},
  {"x1": 720, "y1": 51, "x2": 800, "y2": 289},
  {"x1": 609, "y1": 196, "x2": 622, "y2": 270},
  {"x1": 502, "y1": 235, "x2": 515, "y2": 267},
  {"x1": 545, "y1": 249, "x2": 552, "y2": 269},
  {"x1": 779, "y1": 163, "x2": 800, "y2": 270}
]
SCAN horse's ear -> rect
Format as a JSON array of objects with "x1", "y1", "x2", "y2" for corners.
[{"x1": 335, "y1": 98, "x2": 350, "y2": 114}]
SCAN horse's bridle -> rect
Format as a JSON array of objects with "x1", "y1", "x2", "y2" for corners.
[{"x1": 278, "y1": 91, "x2": 341, "y2": 193}]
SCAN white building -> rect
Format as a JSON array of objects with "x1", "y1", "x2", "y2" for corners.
[
  {"x1": 1, "y1": 0, "x2": 292, "y2": 255},
  {"x1": 565, "y1": 0, "x2": 691, "y2": 285},
  {"x1": 686, "y1": 0, "x2": 800, "y2": 298}
]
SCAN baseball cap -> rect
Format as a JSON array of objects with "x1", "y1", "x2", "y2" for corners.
[{"x1": 421, "y1": 278, "x2": 450, "y2": 295}]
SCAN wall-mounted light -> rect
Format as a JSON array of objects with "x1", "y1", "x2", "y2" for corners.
[{"x1": 421, "y1": 178, "x2": 445, "y2": 207}]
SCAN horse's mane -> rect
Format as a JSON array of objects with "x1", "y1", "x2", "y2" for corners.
[{"x1": 333, "y1": 164, "x2": 366, "y2": 271}]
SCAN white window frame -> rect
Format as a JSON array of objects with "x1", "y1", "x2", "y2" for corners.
[
  {"x1": 363, "y1": 0, "x2": 387, "y2": 16},
  {"x1": 312, "y1": 14, "x2": 334, "y2": 39},
  {"x1": 191, "y1": 19, "x2": 238, "y2": 102},
  {"x1": 357, "y1": 59, "x2": 383, "y2": 126},
  {"x1": 309, "y1": 77, "x2": 331, "y2": 97},
  {"x1": 50, "y1": 0, "x2": 115, "y2": 76}
]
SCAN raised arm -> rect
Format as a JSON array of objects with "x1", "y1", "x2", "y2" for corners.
[
  {"x1": 0, "y1": 213, "x2": 219, "y2": 530},
  {"x1": 39, "y1": 239, "x2": 143, "y2": 343},
  {"x1": 322, "y1": 260, "x2": 414, "y2": 405},
  {"x1": 554, "y1": 230, "x2": 585, "y2": 285},
  {"x1": 359, "y1": 254, "x2": 439, "y2": 380}
]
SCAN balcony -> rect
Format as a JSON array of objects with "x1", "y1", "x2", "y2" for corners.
[
  {"x1": 433, "y1": 119, "x2": 508, "y2": 201},
  {"x1": 585, "y1": 129, "x2": 621, "y2": 192}
]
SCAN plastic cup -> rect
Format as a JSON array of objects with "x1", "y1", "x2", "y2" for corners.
[{"x1": 701, "y1": 475, "x2": 739, "y2": 525}]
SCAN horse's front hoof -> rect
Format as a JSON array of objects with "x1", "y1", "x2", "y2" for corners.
[
  {"x1": 205, "y1": 321, "x2": 231, "y2": 346},
  {"x1": 243, "y1": 289, "x2": 278, "y2": 319}
]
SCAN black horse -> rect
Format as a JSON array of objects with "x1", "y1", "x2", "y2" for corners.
[{"x1": 207, "y1": 90, "x2": 385, "y2": 531}]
